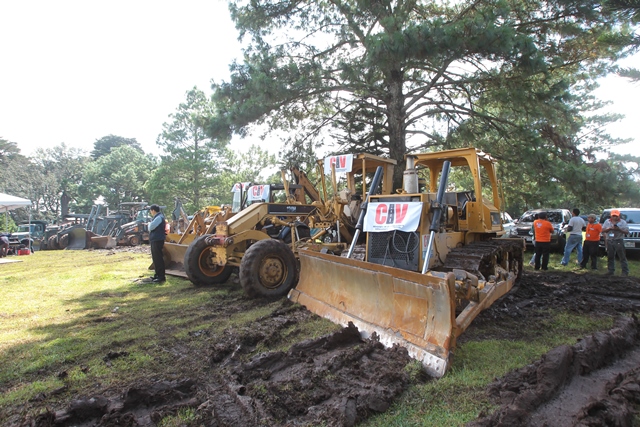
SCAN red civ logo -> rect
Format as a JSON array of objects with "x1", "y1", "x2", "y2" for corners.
[
  {"x1": 328, "y1": 155, "x2": 348, "y2": 170},
  {"x1": 251, "y1": 185, "x2": 265, "y2": 196},
  {"x1": 375, "y1": 204, "x2": 408, "y2": 224}
]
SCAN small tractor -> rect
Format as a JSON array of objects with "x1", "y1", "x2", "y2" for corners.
[{"x1": 289, "y1": 147, "x2": 524, "y2": 377}]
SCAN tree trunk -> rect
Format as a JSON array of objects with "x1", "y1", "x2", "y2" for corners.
[
  {"x1": 386, "y1": 70, "x2": 407, "y2": 190},
  {"x1": 61, "y1": 191, "x2": 70, "y2": 217}
]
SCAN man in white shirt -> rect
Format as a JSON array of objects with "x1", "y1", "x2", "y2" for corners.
[{"x1": 560, "y1": 208, "x2": 586, "y2": 266}]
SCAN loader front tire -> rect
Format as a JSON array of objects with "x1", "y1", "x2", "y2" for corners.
[
  {"x1": 185, "y1": 235, "x2": 233, "y2": 286},
  {"x1": 240, "y1": 239, "x2": 298, "y2": 298}
]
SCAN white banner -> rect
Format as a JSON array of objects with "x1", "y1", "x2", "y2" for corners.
[
  {"x1": 324, "y1": 154, "x2": 354, "y2": 174},
  {"x1": 364, "y1": 202, "x2": 423, "y2": 232},
  {"x1": 247, "y1": 184, "x2": 270, "y2": 202},
  {"x1": 231, "y1": 182, "x2": 251, "y2": 193}
]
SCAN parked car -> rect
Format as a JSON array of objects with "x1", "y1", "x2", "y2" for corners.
[
  {"x1": 501, "y1": 212, "x2": 518, "y2": 238},
  {"x1": 599, "y1": 208, "x2": 640, "y2": 251},
  {"x1": 514, "y1": 208, "x2": 572, "y2": 250}
]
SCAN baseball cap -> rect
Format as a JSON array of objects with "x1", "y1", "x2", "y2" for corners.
[{"x1": 610, "y1": 209, "x2": 621, "y2": 217}]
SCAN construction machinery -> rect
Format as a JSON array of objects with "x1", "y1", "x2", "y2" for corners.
[
  {"x1": 289, "y1": 147, "x2": 524, "y2": 377},
  {"x1": 181, "y1": 153, "x2": 397, "y2": 297},
  {"x1": 163, "y1": 182, "x2": 295, "y2": 277},
  {"x1": 89, "y1": 203, "x2": 159, "y2": 249}
]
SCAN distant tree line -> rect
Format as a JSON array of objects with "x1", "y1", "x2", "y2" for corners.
[{"x1": 0, "y1": 89, "x2": 278, "y2": 224}]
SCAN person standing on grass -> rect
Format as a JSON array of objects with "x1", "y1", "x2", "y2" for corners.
[
  {"x1": 148, "y1": 204, "x2": 167, "y2": 283},
  {"x1": 534, "y1": 211, "x2": 555, "y2": 271},
  {"x1": 602, "y1": 209, "x2": 629, "y2": 277},
  {"x1": 0, "y1": 235, "x2": 9, "y2": 257},
  {"x1": 529, "y1": 213, "x2": 538, "y2": 266},
  {"x1": 561, "y1": 208, "x2": 586, "y2": 267},
  {"x1": 580, "y1": 214, "x2": 602, "y2": 270}
]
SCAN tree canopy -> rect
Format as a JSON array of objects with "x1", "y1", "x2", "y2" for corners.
[
  {"x1": 80, "y1": 145, "x2": 155, "y2": 209},
  {"x1": 151, "y1": 88, "x2": 230, "y2": 213},
  {"x1": 211, "y1": 0, "x2": 638, "y2": 190},
  {"x1": 91, "y1": 135, "x2": 143, "y2": 160}
]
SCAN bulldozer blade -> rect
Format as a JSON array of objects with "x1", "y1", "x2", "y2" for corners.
[
  {"x1": 91, "y1": 235, "x2": 117, "y2": 249},
  {"x1": 66, "y1": 228, "x2": 89, "y2": 250},
  {"x1": 163, "y1": 242, "x2": 188, "y2": 278},
  {"x1": 289, "y1": 249, "x2": 457, "y2": 378}
]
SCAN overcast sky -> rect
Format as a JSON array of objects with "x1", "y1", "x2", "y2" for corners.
[{"x1": 1, "y1": 0, "x2": 639, "y2": 160}]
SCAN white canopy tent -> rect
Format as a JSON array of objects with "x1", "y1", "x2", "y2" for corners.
[
  {"x1": 0, "y1": 193, "x2": 32, "y2": 213},
  {"x1": 1, "y1": 193, "x2": 32, "y2": 235}
]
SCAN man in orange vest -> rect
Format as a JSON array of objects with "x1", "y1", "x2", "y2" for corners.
[
  {"x1": 533, "y1": 211, "x2": 555, "y2": 271},
  {"x1": 580, "y1": 214, "x2": 602, "y2": 270}
]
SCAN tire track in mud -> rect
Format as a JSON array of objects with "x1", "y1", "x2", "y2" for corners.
[
  {"x1": 469, "y1": 316, "x2": 640, "y2": 427},
  {"x1": 468, "y1": 270, "x2": 640, "y2": 427}
]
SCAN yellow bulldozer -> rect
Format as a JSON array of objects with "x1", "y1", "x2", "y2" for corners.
[
  {"x1": 181, "y1": 153, "x2": 397, "y2": 297},
  {"x1": 289, "y1": 147, "x2": 524, "y2": 377}
]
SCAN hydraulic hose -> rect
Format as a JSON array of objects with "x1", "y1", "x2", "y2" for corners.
[
  {"x1": 346, "y1": 166, "x2": 384, "y2": 258},
  {"x1": 422, "y1": 160, "x2": 451, "y2": 274}
]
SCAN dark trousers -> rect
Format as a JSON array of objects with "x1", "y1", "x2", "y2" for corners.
[
  {"x1": 150, "y1": 239, "x2": 165, "y2": 280},
  {"x1": 581, "y1": 240, "x2": 600, "y2": 269},
  {"x1": 607, "y1": 239, "x2": 629, "y2": 275},
  {"x1": 534, "y1": 241, "x2": 551, "y2": 270}
]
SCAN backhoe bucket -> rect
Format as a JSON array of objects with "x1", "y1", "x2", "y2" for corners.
[
  {"x1": 289, "y1": 249, "x2": 457, "y2": 378},
  {"x1": 163, "y1": 242, "x2": 188, "y2": 278},
  {"x1": 65, "y1": 227, "x2": 89, "y2": 250},
  {"x1": 90, "y1": 235, "x2": 117, "y2": 249}
]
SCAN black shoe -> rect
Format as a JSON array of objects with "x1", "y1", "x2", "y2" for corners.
[
  {"x1": 152, "y1": 277, "x2": 166, "y2": 283},
  {"x1": 150, "y1": 275, "x2": 157, "y2": 280}
]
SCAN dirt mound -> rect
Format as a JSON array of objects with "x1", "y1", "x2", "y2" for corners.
[{"x1": 29, "y1": 305, "x2": 412, "y2": 427}]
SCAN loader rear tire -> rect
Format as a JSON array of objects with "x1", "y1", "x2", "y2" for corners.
[
  {"x1": 185, "y1": 235, "x2": 233, "y2": 286},
  {"x1": 240, "y1": 239, "x2": 298, "y2": 298}
]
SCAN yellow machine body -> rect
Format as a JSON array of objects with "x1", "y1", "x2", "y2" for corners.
[{"x1": 289, "y1": 148, "x2": 524, "y2": 377}]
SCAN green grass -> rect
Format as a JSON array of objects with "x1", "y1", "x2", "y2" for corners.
[
  {"x1": 523, "y1": 248, "x2": 640, "y2": 276},
  {"x1": 0, "y1": 249, "x2": 635, "y2": 425}
]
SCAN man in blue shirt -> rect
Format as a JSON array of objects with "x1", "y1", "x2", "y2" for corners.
[{"x1": 148, "y1": 204, "x2": 167, "y2": 283}]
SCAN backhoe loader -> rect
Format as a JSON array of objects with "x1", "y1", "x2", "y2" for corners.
[
  {"x1": 163, "y1": 180, "x2": 313, "y2": 278},
  {"x1": 289, "y1": 147, "x2": 524, "y2": 377},
  {"x1": 182, "y1": 153, "x2": 396, "y2": 297}
]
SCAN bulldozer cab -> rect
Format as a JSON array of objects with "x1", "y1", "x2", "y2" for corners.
[{"x1": 409, "y1": 147, "x2": 503, "y2": 237}]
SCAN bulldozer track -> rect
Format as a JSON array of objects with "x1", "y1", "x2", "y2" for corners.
[{"x1": 442, "y1": 239, "x2": 524, "y2": 281}]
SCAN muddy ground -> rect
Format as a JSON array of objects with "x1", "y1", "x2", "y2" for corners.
[{"x1": 22, "y1": 261, "x2": 640, "y2": 427}]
